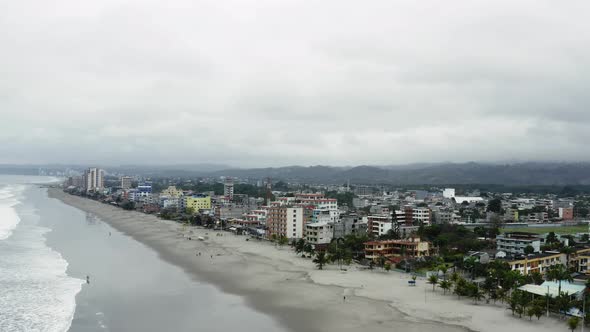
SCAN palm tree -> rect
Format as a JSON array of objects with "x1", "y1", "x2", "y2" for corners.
[
  {"x1": 313, "y1": 252, "x2": 328, "y2": 270},
  {"x1": 567, "y1": 317, "x2": 579, "y2": 332},
  {"x1": 303, "y1": 243, "x2": 314, "y2": 258},
  {"x1": 439, "y1": 280, "x2": 452, "y2": 295},
  {"x1": 295, "y1": 239, "x2": 305, "y2": 255},
  {"x1": 469, "y1": 283, "x2": 485, "y2": 304},
  {"x1": 439, "y1": 264, "x2": 448, "y2": 280},
  {"x1": 428, "y1": 275, "x2": 439, "y2": 291},
  {"x1": 561, "y1": 246, "x2": 576, "y2": 270},
  {"x1": 547, "y1": 264, "x2": 573, "y2": 295}
]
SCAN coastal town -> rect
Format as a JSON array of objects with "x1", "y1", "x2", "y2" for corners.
[{"x1": 56, "y1": 167, "x2": 590, "y2": 331}]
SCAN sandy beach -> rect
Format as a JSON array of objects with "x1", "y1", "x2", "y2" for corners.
[{"x1": 49, "y1": 189, "x2": 566, "y2": 332}]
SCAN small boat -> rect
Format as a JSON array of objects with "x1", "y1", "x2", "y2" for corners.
[{"x1": 197, "y1": 236, "x2": 205, "y2": 241}]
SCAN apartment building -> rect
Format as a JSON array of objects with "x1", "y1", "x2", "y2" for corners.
[
  {"x1": 184, "y1": 194, "x2": 211, "y2": 211},
  {"x1": 305, "y1": 222, "x2": 334, "y2": 245},
  {"x1": 364, "y1": 238, "x2": 431, "y2": 262},
  {"x1": 367, "y1": 215, "x2": 393, "y2": 237},
  {"x1": 504, "y1": 252, "x2": 565, "y2": 275},
  {"x1": 266, "y1": 206, "x2": 304, "y2": 239},
  {"x1": 496, "y1": 232, "x2": 542, "y2": 255},
  {"x1": 83, "y1": 168, "x2": 104, "y2": 192},
  {"x1": 120, "y1": 176, "x2": 132, "y2": 190}
]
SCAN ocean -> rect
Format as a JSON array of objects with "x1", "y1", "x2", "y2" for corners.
[{"x1": 0, "y1": 175, "x2": 286, "y2": 332}]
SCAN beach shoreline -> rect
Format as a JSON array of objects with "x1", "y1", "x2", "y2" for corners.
[{"x1": 48, "y1": 188, "x2": 565, "y2": 332}]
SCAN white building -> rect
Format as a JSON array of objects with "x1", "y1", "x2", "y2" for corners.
[
  {"x1": 443, "y1": 188, "x2": 456, "y2": 199},
  {"x1": 84, "y1": 168, "x2": 104, "y2": 192},
  {"x1": 224, "y1": 178, "x2": 234, "y2": 200},
  {"x1": 367, "y1": 215, "x2": 393, "y2": 237},
  {"x1": 413, "y1": 208, "x2": 431, "y2": 225},
  {"x1": 305, "y1": 222, "x2": 334, "y2": 245}
]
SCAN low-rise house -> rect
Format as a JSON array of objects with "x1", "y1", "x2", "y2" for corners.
[{"x1": 364, "y1": 238, "x2": 431, "y2": 262}]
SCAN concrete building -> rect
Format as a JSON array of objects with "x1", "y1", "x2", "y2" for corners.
[
  {"x1": 496, "y1": 232, "x2": 542, "y2": 255},
  {"x1": 216, "y1": 205, "x2": 249, "y2": 220},
  {"x1": 266, "y1": 206, "x2": 304, "y2": 239},
  {"x1": 334, "y1": 214, "x2": 367, "y2": 238},
  {"x1": 443, "y1": 188, "x2": 456, "y2": 199},
  {"x1": 83, "y1": 168, "x2": 104, "y2": 192},
  {"x1": 412, "y1": 207, "x2": 431, "y2": 225},
  {"x1": 161, "y1": 186, "x2": 183, "y2": 198},
  {"x1": 503, "y1": 252, "x2": 565, "y2": 276},
  {"x1": 185, "y1": 194, "x2": 211, "y2": 211},
  {"x1": 137, "y1": 183, "x2": 152, "y2": 197},
  {"x1": 367, "y1": 215, "x2": 393, "y2": 237},
  {"x1": 364, "y1": 238, "x2": 431, "y2": 262},
  {"x1": 120, "y1": 176, "x2": 132, "y2": 190},
  {"x1": 305, "y1": 222, "x2": 334, "y2": 245},
  {"x1": 224, "y1": 178, "x2": 234, "y2": 200},
  {"x1": 559, "y1": 207, "x2": 574, "y2": 220}
]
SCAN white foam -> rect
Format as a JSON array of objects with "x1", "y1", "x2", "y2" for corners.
[
  {"x1": 0, "y1": 185, "x2": 24, "y2": 241},
  {"x1": 0, "y1": 185, "x2": 84, "y2": 332}
]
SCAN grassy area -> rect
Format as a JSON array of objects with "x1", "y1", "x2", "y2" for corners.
[{"x1": 501, "y1": 225, "x2": 588, "y2": 235}]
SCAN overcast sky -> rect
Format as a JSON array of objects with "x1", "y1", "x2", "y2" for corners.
[{"x1": 1, "y1": 0, "x2": 589, "y2": 167}]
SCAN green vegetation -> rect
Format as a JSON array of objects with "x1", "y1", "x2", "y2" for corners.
[
  {"x1": 501, "y1": 225, "x2": 588, "y2": 235},
  {"x1": 325, "y1": 191, "x2": 356, "y2": 208},
  {"x1": 313, "y1": 252, "x2": 328, "y2": 270}
]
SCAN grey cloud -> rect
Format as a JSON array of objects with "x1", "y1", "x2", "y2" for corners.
[{"x1": 1, "y1": 0, "x2": 590, "y2": 167}]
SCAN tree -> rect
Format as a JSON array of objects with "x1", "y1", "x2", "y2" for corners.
[
  {"x1": 487, "y1": 198, "x2": 503, "y2": 213},
  {"x1": 313, "y1": 252, "x2": 328, "y2": 270},
  {"x1": 547, "y1": 264, "x2": 573, "y2": 296},
  {"x1": 524, "y1": 245, "x2": 535, "y2": 255},
  {"x1": 439, "y1": 280, "x2": 452, "y2": 295},
  {"x1": 378, "y1": 255, "x2": 387, "y2": 268},
  {"x1": 468, "y1": 283, "x2": 484, "y2": 304},
  {"x1": 303, "y1": 243, "x2": 314, "y2": 258},
  {"x1": 561, "y1": 247, "x2": 576, "y2": 269},
  {"x1": 437, "y1": 264, "x2": 448, "y2": 280},
  {"x1": 428, "y1": 275, "x2": 439, "y2": 291},
  {"x1": 121, "y1": 201, "x2": 135, "y2": 210},
  {"x1": 567, "y1": 317, "x2": 579, "y2": 332},
  {"x1": 526, "y1": 306, "x2": 536, "y2": 321},
  {"x1": 532, "y1": 305, "x2": 544, "y2": 320},
  {"x1": 295, "y1": 239, "x2": 306, "y2": 254},
  {"x1": 546, "y1": 232, "x2": 559, "y2": 244},
  {"x1": 278, "y1": 235, "x2": 289, "y2": 246},
  {"x1": 555, "y1": 293, "x2": 573, "y2": 318}
]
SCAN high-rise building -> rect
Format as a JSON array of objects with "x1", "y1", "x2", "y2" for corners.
[
  {"x1": 83, "y1": 168, "x2": 104, "y2": 192},
  {"x1": 266, "y1": 206, "x2": 304, "y2": 239},
  {"x1": 224, "y1": 177, "x2": 234, "y2": 200},
  {"x1": 121, "y1": 176, "x2": 132, "y2": 189}
]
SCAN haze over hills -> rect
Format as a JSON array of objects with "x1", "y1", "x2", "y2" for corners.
[
  {"x1": 207, "y1": 162, "x2": 590, "y2": 186},
  {"x1": 8, "y1": 162, "x2": 590, "y2": 186}
]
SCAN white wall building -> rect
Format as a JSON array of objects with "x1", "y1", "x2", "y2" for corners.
[
  {"x1": 305, "y1": 222, "x2": 334, "y2": 245},
  {"x1": 443, "y1": 188, "x2": 456, "y2": 199}
]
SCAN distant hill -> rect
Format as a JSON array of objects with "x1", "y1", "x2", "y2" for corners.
[
  {"x1": 4, "y1": 162, "x2": 590, "y2": 186},
  {"x1": 208, "y1": 162, "x2": 590, "y2": 185}
]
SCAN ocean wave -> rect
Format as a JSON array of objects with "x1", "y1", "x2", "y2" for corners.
[
  {"x1": 0, "y1": 186, "x2": 84, "y2": 332},
  {"x1": 0, "y1": 185, "x2": 25, "y2": 241}
]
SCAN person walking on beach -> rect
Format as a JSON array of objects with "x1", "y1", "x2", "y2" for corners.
[{"x1": 343, "y1": 296, "x2": 346, "y2": 302}]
